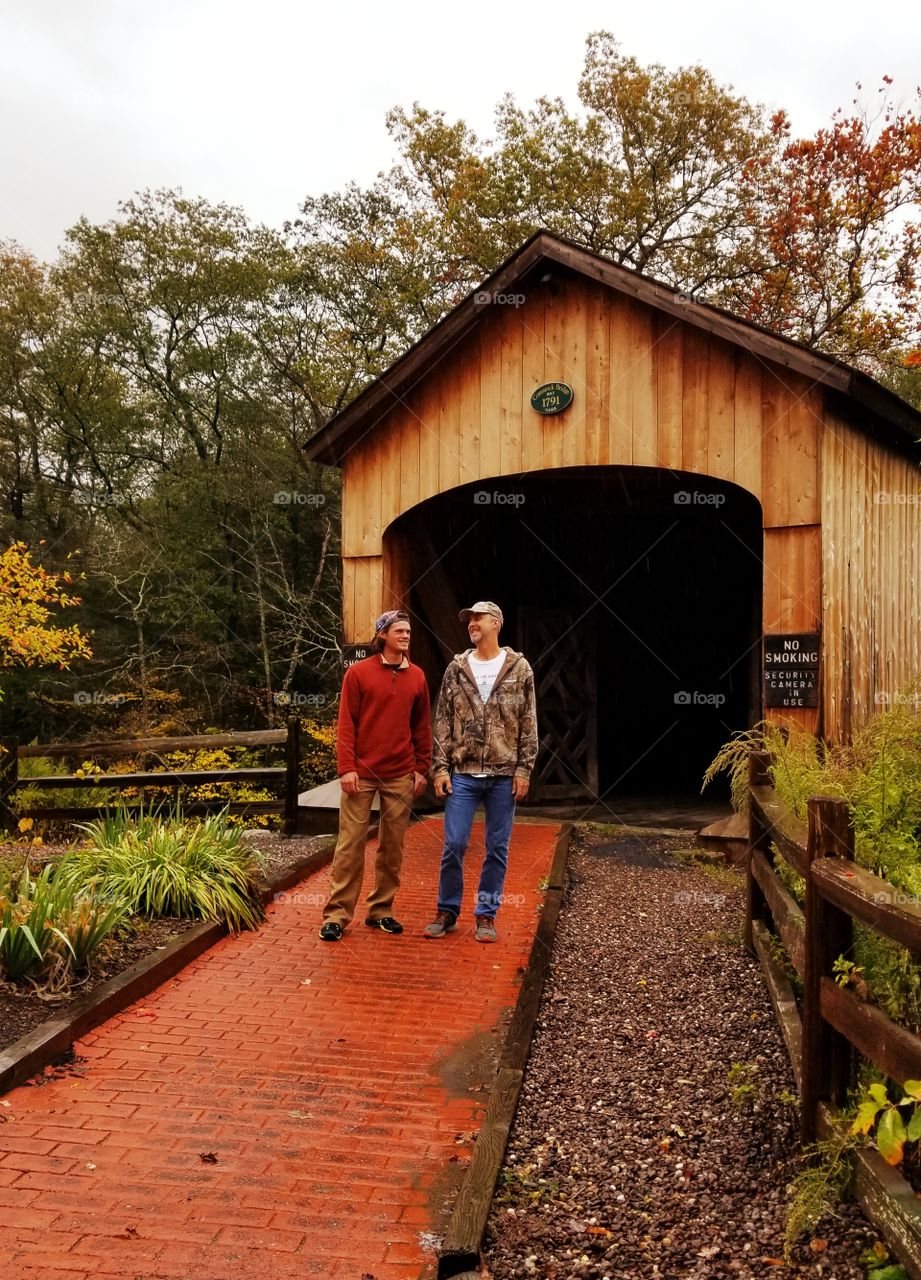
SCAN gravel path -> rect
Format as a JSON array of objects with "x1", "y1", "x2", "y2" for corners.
[{"x1": 484, "y1": 826, "x2": 880, "y2": 1279}]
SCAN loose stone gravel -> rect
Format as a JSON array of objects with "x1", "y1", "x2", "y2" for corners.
[{"x1": 483, "y1": 826, "x2": 881, "y2": 1279}]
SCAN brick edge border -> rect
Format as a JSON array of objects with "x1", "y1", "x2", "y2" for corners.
[
  {"x1": 437, "y1": 821, "x2": 572, "y2": 1278},
  {"x1": 0, "y1": 840, "x2": 335, "y2": 1097}
]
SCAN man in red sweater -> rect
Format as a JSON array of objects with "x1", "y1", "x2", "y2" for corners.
[{"x1": 319, "y1": 610, "x2": 431, "y2": 941}]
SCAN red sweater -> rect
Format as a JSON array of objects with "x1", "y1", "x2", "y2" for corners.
[{"x1": 337, "y1": 656, "x2": 432, "y2": 781}]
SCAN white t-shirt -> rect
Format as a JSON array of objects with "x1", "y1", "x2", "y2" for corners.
[{"x1": 468, "y1": 652, "x2": 506, "y2": 703}]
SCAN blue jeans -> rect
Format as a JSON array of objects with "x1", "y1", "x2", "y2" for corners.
[{"x1": 437, "y1": 774, "x2": 516, "y2": 919}]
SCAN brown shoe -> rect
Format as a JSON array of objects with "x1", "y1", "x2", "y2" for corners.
[
  {"x1": 423, "y1": 910, "x2": 457, "y2": 938},
  {"x1": 475, "y1": 916, "x2": 497, "y2": 943}
]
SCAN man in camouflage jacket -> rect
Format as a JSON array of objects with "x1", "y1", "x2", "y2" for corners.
[{"x1": 424, "y1": 601, "x2": 538, "y2": 943}]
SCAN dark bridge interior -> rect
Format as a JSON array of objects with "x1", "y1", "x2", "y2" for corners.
[{"x1": 391, "y1": 466, "x2": 763, "y2": 807}]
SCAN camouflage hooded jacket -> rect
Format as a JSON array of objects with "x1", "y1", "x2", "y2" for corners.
[{"x1": 431, "y1": 647, "x2": 538, "y2": 780}]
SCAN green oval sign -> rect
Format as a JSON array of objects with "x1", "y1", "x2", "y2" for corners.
[{"x1": 530, "y1": 381, "x2": 573, "y2": 416}]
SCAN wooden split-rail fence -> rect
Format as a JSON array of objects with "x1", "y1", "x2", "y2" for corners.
[
  {"x1": 747, "y1": 747, "x2": 921, "y2": 1276},
  {"x1": 0, "y1": 717, "x2": 302, "y2": 837}
]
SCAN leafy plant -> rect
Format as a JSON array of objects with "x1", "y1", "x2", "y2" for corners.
[
  {"x1": 727, "y1": 1061, "x2": 759, "y2": 1107},
  {"x1": 0, "y1": 862, "x2": 127, "y2": 987},
  {"x1": 55, "y1": 893, "x2": 127, "y2": 972},
  {"x1": 0, "y1": 865, "x2": 75, "y2": 981},
  {"x1": 707, "y1": 691, "x2": 921, "y2": 1028},
  {"x1": 56, "y1": 807, "x2": 265, "y2": 931},
  {"x1": 852, "y1": 1079, "x2": 921, "y2": 1166},
  {"x1": 784, "y1": 1119, "x2": 857, "y2": 1258},
  {"x1": 859, "y1": 1239, "x2": 909, "y2": 1280},
  {"x1": 13, "y1": 753, "x2": 122, "y2": 818}
]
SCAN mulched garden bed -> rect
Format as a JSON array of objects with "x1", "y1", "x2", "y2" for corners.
[
  {"x1": 0, "y1": 830, "x2": 329, "y2": 1056},
  {"x1": 484, "y1": 825, "x2": 882, "y2": 1280}
]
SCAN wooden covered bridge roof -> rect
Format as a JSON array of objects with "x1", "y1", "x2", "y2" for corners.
[{"x1": 303, "y1": 230, "x2": 921, "y2": 467}]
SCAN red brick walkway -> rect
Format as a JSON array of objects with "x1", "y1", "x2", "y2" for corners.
[{"x1": 0, "y1": 818, "x2": 557, "y2": 1280}]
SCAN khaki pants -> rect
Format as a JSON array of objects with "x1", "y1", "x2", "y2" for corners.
[{"x1": 323, "y1": 774, "x2": 415, "y2": 926}]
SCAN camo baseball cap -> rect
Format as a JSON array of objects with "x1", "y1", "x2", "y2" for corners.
[{"x1": 458, "y1": 601, "x2": 504, "y2": 626}]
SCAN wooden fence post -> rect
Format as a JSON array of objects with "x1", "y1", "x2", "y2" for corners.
[
  {"x1": 284, "y1": 715, "x2": 301, "y2": 837},
  {"x1": 801, "y1": 795, "x2": 854, "y2": 1143},
  {"x1": 746, "y1": 749, "x2": 772, "y2": 953}
]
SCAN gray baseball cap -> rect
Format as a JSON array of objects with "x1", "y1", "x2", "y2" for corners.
[{"x1": 459, "y1": 600, "x2": 504, "y2": 626}]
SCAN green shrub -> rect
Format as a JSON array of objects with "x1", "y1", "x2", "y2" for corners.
[
  {"x1": 705, "y1": 691, "x2": 921, "y2": 890},
  {"x1": 0, "y1": 863, "x2": 128, "y2": 986},
  {"x1": 57, "y1": 808, "x2": 265, "y2": 932},
  {"x1": 706, "y1": 689, "x2": 921, "y2": 1029},
  {"x1": 0, "y1": 865, "x2": 72, "y2": 981},
  {"x1": 13, "y1": 754, "x2": 121, "y2": 817}
]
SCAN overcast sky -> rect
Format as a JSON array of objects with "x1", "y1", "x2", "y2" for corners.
[{"x1": 2, "y1": 0, "x2": 919, "y2": 261}]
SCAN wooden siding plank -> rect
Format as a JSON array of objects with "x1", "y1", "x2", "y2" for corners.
[
  {"x1": 561, "y1": 278, "x2": 589, "y2": 469},
  {"x1": 655, "y1": 314, "x2": 683, "y2": 470},
  {"x1": 438, "y1": 361, "x2": 461, "y2": 493},
  {"x1": 342, "y1": 556, "x2": 357, "y2": 643},
  {"x1": 457, "y1": 331, "x2": 482, "y2": 487},
  {"x1": 416, "y1": 376, "x2": 441, "y2": 507},
  {"x1": 341, "y1": 432, "x2": 383, "y2": 558},
  {"x1": 582, "y1": 284, "x2": 610, "y2": 467},
  {"x1": 762, "y1": 376, "x2": 820, "y2": 526},
  {"x1": 707, "y1": 340, "x2": 736, "y2": 484},
  {"x1": 499, "y1": 309, "x2": 524, "y2": 476},
  {"x1": 398, "y1": 390, "x2": 421, "y2": 516},
  {"x1": 681, "y1": 327, "x2": 710, "y2": 478},
  {"x1": 821, "y1": 411, "x2": 921, "y2": 742},
  {"x1": 733, "y1": 353, "x2": 763, "y2": 502},
  {"x1": 763, "y1": 525, "x2": 822, "y2": 737},
  {"x1": 349, "y1": 555, "x2": 383, "y2": 642},
  {"x1": 520, "y1": 286, "x2": 546, "y2": 473},
  {"x1": 630, "y1": 301, "x2": 658, "y2": 469},
  {"x1": 541, "y1": 280, "x2": 568, "y2": 470},
  {"x1": 480, "y1": 309, "x2": 505, "y2": 482},
  {"x1": 607, "y1": 294, "x2": 634, "y2": 465},
  {"x1": 379, "y1": 421, "x2": 401, "y2": 536}
]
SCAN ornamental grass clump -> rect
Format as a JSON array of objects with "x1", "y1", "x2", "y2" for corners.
[{"x1": 57, "y1": 809, "x2": 265, "y2": 933}]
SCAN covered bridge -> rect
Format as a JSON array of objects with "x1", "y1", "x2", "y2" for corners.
[{"x1": 304, "y1": 232, "x2": 921, "y2": 803}]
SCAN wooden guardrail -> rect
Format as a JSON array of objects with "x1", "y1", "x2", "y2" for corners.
[
  {"x1": 0, "y1": 717, "x2": 302, "y2": 836},
  {"x1": 747, "y1": 748, "x2": 921, "y2": 1277}
]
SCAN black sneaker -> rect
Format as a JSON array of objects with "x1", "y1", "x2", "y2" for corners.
[
  {"x1": 319, "y1": 921, "x2": 343, "y2": 941},
  {"x1": 364, "y1": 916, "x2": 404, "y2": 934}
]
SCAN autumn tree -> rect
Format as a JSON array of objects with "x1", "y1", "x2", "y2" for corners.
[
  {"x1": 728, "y1": 80, "x2": 921, "y2": 366},
  {"x1": 299, "y1": 34, "x2": 921, "y2": 371}
]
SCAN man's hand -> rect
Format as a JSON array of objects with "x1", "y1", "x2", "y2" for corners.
[
  {"x1": 434, "y1": 774, "x2": 452, "y2": 798},
  {"x1": 512, "y1": 775, "x2": 529, "y2": 801},
  {"x1": 340, "y1": 771, "x2": 360, "y2": 795},
  {"x1": 413, "y1": 771, "x2": 428, "y2": 797}
]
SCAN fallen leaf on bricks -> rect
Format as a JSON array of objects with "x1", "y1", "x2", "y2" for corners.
[{"x1": 199, "y1": 1152, "x2": 218, "y2": 1163}]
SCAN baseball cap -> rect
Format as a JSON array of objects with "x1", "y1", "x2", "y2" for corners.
[
  {"x1": 374, "y1": 609, "x2": 409, "y2": 635},
  {"x1": 459, "y1": 601, "x2": 504, "y2": 626}
]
